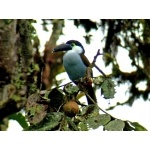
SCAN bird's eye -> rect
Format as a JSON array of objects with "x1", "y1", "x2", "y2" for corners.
[{"x1": 71, "y1": 43, "x2": 75, "y2": 47}]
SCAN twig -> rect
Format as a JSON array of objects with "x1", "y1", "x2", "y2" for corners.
[
  {"x1": 91, "y1": 49, "x2": 106, "y2": 77},
  {"x1": 39, "y1": 66, "x2": 44, "y2": 91},
  {"x1": 76, "y1": 99, "x2": 87, "y2": 107},
  {"x1": 39, "y1": 81, "x2": 73, "y2": 95},
  {"x1": 86, "y1": 93, "x2": 109, "y2": 115},
  {"x1": 92, "y1": 49, "x2": 103, "y2": 65},
  {"x1": 57, "y1": 102, "x2": 65, "y2": 112},
  {"x1": 56, "y1": 81, "x2": 73, "y2": 89},
  {"x1": 94, "y1": 64, "x2": 106, "y2": 78},
  {"x1": 81, "y1": 86, "x2": 109, "y2": 115}
]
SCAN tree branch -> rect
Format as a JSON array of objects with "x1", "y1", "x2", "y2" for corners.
[{"x1": 91, "y1": 49, "x2": 106, "y2": 77}]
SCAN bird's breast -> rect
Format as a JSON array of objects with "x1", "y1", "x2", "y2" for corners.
[{"x1": 63, "y1": 51, "x2": 87, "y2": 81}]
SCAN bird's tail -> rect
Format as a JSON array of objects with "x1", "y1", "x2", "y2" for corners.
[{"x1": 85, "y1": 85, "x2": 97, "y2": 105}]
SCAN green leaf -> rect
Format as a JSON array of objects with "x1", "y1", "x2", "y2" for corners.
[
  {"x1": 81, "y1": 104, "x2": 99, "y2": 118},
  {"x1": 86, "y1": 114, "x2": 111, "y2": 129},
  {"x1": 123, "y1": 121, "x2": 135, "y2": 131},
  {"x1": 97, "y1": 114, "x2": 111, "y2": 126},
  {"x1": 26, "y1": 112, "x2": 64, "y2": 131},
  {"x1": 104, "y1": 119, "x2": 125, "y2": 131},
  {"x1": 101, "y1": 78, "x2": 116, "y2": 99},
  {"x1": 64, "y1": 83, "x2": 79, "y2": 95},
  {"x1": 130, "y1": 122, "x2": 147, "y2": 131},
  {"x1": 79, "y1": 105, "x2": 111, "y2": 130},
  {"x1": 25, "y1": 93, "x2": 48, "y2": 125},
  {"x1": 75, "y1": 105, "x2": 101, "y2": 130},
  {"x1": 93, "y1": 76, "x2": 105, "y2": 85},
  {"x1": 78, "y1": 122, "x2": 89, "y2": 131},
  {"x1": 86, "y1": 117, "x2": 100, "y2": 129},
  {"x1": 123, "y1": 121, "x2": 147, "y2": 131},
  {"x1": 66, "y1": 117, "x2": 79, "y2": 131},
  {"x1": 8, "y1": 113, "x2": 28, "y2": 129}
]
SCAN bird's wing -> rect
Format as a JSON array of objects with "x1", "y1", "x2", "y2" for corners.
[
  {"x1": 79, "y1": 53, "x2": 90, "y2": 67},
  {"x1": 80, "y1": 53, "x2": 93, "y2": 77}
]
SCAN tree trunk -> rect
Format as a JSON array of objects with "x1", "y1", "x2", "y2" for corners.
[{"x1": 0, "y1": 20, "x2": 33, "y2": 129}]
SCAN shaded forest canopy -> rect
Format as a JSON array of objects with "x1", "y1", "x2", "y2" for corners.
[{"x1": 0, "y1": 19, "x2": 149, "y2": 131}]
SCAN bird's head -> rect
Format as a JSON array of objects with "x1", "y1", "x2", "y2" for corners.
[{"x1": 53, "y1": 40, "x2": 85, "y2": 54}]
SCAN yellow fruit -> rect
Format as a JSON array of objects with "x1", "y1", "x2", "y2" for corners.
[{"x1": 63, "y1": 100, "x2": 79, "y2": 117}]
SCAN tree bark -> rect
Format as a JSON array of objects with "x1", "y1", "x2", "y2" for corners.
[
  {"x1": 0, "y1": 20, "x2": 18, "y2": 87},
  {"x1": 0, "y1": 19, "x2": 33, "y2": 124}
]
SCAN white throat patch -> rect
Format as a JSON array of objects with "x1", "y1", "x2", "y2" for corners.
[{"x1": 72, "y1": 45, "x2": 83, "y2": 54}]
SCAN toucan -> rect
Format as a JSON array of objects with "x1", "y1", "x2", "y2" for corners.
[{"x1": 53, "y1": 40, "x2": 97, "y2": 105}]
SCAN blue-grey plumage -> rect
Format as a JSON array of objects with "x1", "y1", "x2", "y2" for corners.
[{"x1": 63, "y1": 50, "x2": 87, "y2": 81}]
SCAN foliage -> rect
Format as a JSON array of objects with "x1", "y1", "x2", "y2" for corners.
[
  {"x1": 8, "y1": 113, "x2": 28, "y2": 129},
  {"x1": 94, "y1": 76, "x2": 116, "y2": 99},
  {"x1": 25, "y1": 102, "x2": 147, "y2": 131},
  {"x1": 24, "y1": 77, "x2": 147, "y2": 131}
]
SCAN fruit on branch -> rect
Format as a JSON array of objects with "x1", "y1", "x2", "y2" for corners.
[{"x1": 63, "y1": 100, "x2": 79, "y2": 117}]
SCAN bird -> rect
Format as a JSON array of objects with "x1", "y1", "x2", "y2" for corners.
[{"x1": 53, "y1": 40, "x2": 97, "y2": 105}]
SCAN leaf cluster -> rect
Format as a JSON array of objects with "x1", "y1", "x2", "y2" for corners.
[{"x1": 24, "y1": 77, "x2": 146, "y2": 131}]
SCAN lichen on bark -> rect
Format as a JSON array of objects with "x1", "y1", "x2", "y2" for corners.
[
  {"x1": 0, "y1": 20, "x2": 17, "y2": 86},
  {"x1": 0, "y1": 19, "x2": 35, "y2": 123}
]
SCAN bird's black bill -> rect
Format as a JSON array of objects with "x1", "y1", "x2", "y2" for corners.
[{"x1": 53, "y1": 44, "x2": 72, "y2": 52}]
